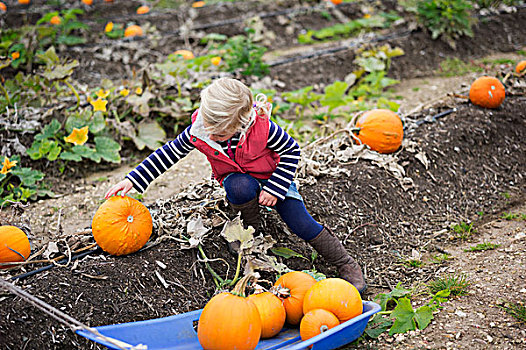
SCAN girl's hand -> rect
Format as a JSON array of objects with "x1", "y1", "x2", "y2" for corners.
[
  {"x1": 105, "y1": 178, "x2": 134, "y2": 199},
  {"x1": 259, "y1": 190, "x2": 277, "y2": 207}
]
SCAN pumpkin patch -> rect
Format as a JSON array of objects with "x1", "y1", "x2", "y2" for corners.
[{"x1": 91, "y1": 196, "x2": 152, "y2": 256}]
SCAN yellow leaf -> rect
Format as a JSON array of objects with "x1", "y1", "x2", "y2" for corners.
[
  {"x1": 120, "y1": 88, "x2": 130, "y2": 97},
  {"x1": 64, "y1": 126, "x2": 89, "y2": 146},
  {"x1": 96, "y1": 89, "x2": 110, "y2": 98},
  {"x1": 90, "y1": 98, "x2": 108, "y2": 112},
  {"x1": 135, "y1": 87, "x2": 143, "y2": 95},
  {"x1": 105, "y1": 22, "x2": 114, "y2": 33}
]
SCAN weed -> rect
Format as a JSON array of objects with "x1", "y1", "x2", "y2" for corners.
[
  {"x1": 431, "y1": 253, "x2": 452, "y2": 263},
  {"x1": 427, "y1": 273, "x2": 470, "y2": 296},
  {"x1": 412, "y1": 87, "x2": 420, "y2": 92},
  {"x1": 464, "y1": 242, "x2": 501, "y2": 252},
  {"x1": 501, "y1": 212, "x2": 519, "y2": 220},
  {"x1": 402, "y1": 258, "x2": 424, "y2": 268},
  {"x1": 501, "y1": 192, "x2": 511, "y2": 199},
  {"x1": 415, "y1": 0, "x2": 474, "y2": 48},
  {"x1": 450, "y1": 221, "x2": 476, "y2": 240},
  {"x1": 499, "y1": 300, "x2": 526, "y2": 323},
  {"x1": 477, "y1": 211, "x2": 484, "y2": 217}
]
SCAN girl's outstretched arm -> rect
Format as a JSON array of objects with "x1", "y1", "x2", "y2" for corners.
[{"x1": 105, "y1": 178, "x2": 134, "y2": 199}]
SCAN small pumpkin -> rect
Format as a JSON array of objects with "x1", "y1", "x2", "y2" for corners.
[
  {"x1": 274, "y1": 271, "x2": 317, "y2": 325},
  {"x1": 198, "y1": 274, "x2": 261, "y2": 350},
  {"x1": 469, "y1": 76, "x2": 505, "y2": 109},
  {"x1": 353, "y1": 109, "x2": 404, "y2": 154},
  {"x1": 81, "y1": 0, "x2": 93, "y2": 5},
  {"x1": 173, "y1": 49, "x2": 195, "y2": 60},
  {"x1": 248, "y1": 291, "x2": 286, "y2": 338},
  {"x1": 136, "y1": 5, "x2": 150, "y2": 15},
  {"x1": 50, "y1": 16, "x2": 61, "y2": 25},
  {"x1": 0, "y1": 2, "x2": 7, "y2": 12},
  {"x1": 192, "y1": 1, "x2": 205, "y2": 8},
  {"x1": 18, "y1": 0, "x2": 30, "y2": 4},
  {"x1": 91, "y1": 196, "x2": 152, "y2": 256},
  {"x1": 124, "y1": 25, "x2": 143, "y2": 38},
  {"x1": 0, "y1": 226, "x2": 31, "y2": 268},
  {"x1": 330, "y1": 0, "x2": 343, "y2": 5},
  {"x1": 300, "y1": 309, "x2": 340, "y2": 344},
  {"x1": 516, "y1": 60, "x2": 526, "y2": 75},
  {"x1": 303, "y1": 278, "x2": 362, "y2": 323},
  {"x1": 211, "y1": 56, "x2": 222, "y2": 66}
]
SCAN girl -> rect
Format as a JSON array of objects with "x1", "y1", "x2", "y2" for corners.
[{"x1": 105, "y1": 78, "x2": 366, "y2": 294}]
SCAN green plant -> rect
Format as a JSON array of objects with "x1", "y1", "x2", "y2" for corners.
[
  {"x1": 501, "y1": 212, "x2": 519, "y2": 220},
  {"x1": 450, "y1": 221, "x2": 476, "y2": 240},
  {"x1": 501, "y1": 191, "x2": 511, "y2": 199},
  {"x1": 499, "y1": 300, "x2": 526, "y2": 323},
  {"x1": 402, "y1": 258, "x2": 424, "y2": 268},
  {"x1": 437, "y1": 57, "x2": 483, "y2": 77},
  {"x1": 464, "y1": 242, "x2": 501, "y2": 252},
  {"x1": 427, "y1": 273, "x2": 470, "y2": 296},
  {"x1": 36, "y1": 9, "x2": 89, "y2": 46},
  {"x1": 416, "y1": 0, "x2": 474, "y2": 48},
  {"x1": 219, "y1": 29, "x2": 269, "y2": 76},
  {"x1": 431, "y1": 253, "x2": 451, "y2": 263},
  {"x1": 282, "y1": 86, "x2": 320, "y2": 119},
  {"x1": 0, "y1": 155, "x2": 52, "y2": 207}
]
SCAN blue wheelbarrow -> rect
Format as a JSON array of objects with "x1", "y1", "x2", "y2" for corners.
[{"x1": 77, "y1": 301, "x2": 381, "y2": 350}]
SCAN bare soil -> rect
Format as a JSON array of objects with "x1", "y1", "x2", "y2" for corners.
[{"x1": 1, "y1": 1, "x2": 526, "y2": 350}]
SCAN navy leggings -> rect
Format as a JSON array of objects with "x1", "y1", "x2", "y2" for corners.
[{"x1": 223, "y1": 173, "x2": 323, "y2": 241}]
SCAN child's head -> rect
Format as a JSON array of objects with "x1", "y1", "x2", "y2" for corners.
[{"x1": 200, "y1": 78, "x2": 267, "y2": 142}]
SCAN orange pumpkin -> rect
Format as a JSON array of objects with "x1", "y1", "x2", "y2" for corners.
[
  {"x1": 18, "y1": 0, "x2": 30, "y2": 4},
  {"x1": 515, "y1": 60, "x2": 526, "y2": 75},
  {"x1": 303, "y1": 278, "x2": 362, "y2": 323},
  {"x1": 81, "y1": 0, "x2": 93, "y2": 5},
  {"x1": 353, "y1": 109, "x2": 403, "y2": 154},
  {"x1": 124, "y1": 25, "x2": 143, "y2": 38},
  {"x1": 0, "y1": 2, "x2": 7, "y2": 12},
  {"x1": 136, "y1": 5, "x2": 150, "y2": 14},
  {"x1": 0, "y1": 226, "x2": 31, "y2": 268},
  {"x1": 274, "y1": 271, "x2": 317, "y2": 325},
  {"x1": 50, "y1": 15, "x2": 61, "y2": 25},
  {"x1": 300, "y1": 309, "x2": 340, "y2": 343},
  {"x1": 248, "y1": 292, "x2": 286, "y2": 338},
  {"x1": 173, "y1": 49, "x2": 195, "y2": 60},
  {"x1": 198, "y1": 274, "x2": 261, "y2": 350},
  {"x1": 211, "y1": 56, "x2": 222, "y2": 66},
  {"x1": 469, "y1": 76, "x2": 505, "y2": 109},
  {"x1": 91, "y1": 196, "x2": 152, "y2": 256},
  {"x1": 330, "y1": 0, "x2": 343, "y2": 5},
  {"x1": 192, "y1": 1, "x2": 205, "y2": 8}
]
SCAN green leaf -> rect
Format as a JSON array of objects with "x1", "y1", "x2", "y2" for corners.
[
  {"x1": 46, "y1": 142, "x2": 62, "y2": 161},
  {"x1": 414, "y1": 305, "x2": 433, "y2": 330},
  {"x1": 271, "y1": 247, "x2": 307, "y2": 260},
  {"x1": 95, "y1": 136, "x2": 121, "y2": 163},
  {"x1": 35, "y1": 119, "x2": 61, "y2": 141},
  {"x1": 126, "y1": 90, "x2": 154, "y2": 117},
  {"x1": 35, "y1": 46, "x2": 59, "y2": 66},
  {"x1": 59, "y1": 151, "x2": 82, "y2": 162},
  {"x1": 41, "y1": 60, "x2": 79, "y2": 81},
  {"x1": 56, "y1": 35, "x2": 86, "y2": 46},
  {"x1": 11, "y1": 167, "x2": 45, "y2": 186},
  {"x1": 65, "y1": 110, "x2": 106, "y2": 134},
  {"x1": 319, "y1": 81, "x2": 351, "y2": 112},
  {"x1": 365, "y1": 315, "x2": 393, "y2": 338},
  {"x1": 132, "y1": 120, "x2": 166, "y2": 151},
  {"x1": 389, "y1": 297, "x2": 416, "y2": 335}
]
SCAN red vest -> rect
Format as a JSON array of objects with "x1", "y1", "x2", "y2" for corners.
[{"x1": 189, "y1": 109, "x2": 280, "y2": 184}]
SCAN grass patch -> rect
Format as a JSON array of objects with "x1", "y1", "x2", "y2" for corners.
[
  {"x1": 437, "y1": 58, "x2": 482, "y2": 77},
  {"x1": 431, "y1": 253, "x2": 452, "y2": 263},
  {"x1": 427, "y1": 273, "x2": 470, "y2": 296},
  {"x1": 501, "y1": 212, "x2": 520, "y2": 220},
  {"x1": 499, "y1": 300, "x2": 526, "y2": 323},
  {"x1": 451, "y1": 221, "x2": 476, "y2": 241},
  {"x1": 464, "y1": 242, "x2": 501, "y2": 252}
]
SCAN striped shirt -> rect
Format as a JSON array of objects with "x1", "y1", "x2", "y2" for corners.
[{"x1": 126, "y1": 120, "x2": 301, "y2": 200}]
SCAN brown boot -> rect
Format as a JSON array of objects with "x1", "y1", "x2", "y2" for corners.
[
  {"x1": 227, "y1": 197, "x2": 260, "y2": 253},
  {"x1": 228, "y1": 197, "x2": 260, "y2": 231},
  {"x1": 308, "y1": 227, "x2": 367, "y2": 294}
]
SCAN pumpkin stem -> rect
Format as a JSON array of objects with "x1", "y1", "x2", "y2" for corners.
[
  {"x1": 320, "y1": 325, "x2": 329, "y2": 333},
  {"x1": 126, "y1": 215, "x2": 134, "y2": 223},
  {"x1": 232, "y1": 273, "x2": 256, "y2": 297}
]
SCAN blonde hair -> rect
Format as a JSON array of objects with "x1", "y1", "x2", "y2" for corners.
[{"x1": 200, "y1": 78, "x2": 269, "y2": 143}]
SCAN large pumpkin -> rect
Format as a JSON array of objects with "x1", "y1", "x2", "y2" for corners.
[
  {"x1": 469, "y1": 76, "x2": 505, "y2": 109},
  {"x1": 303, "y1": 278, "x2": 362, "y2": 323},
  {"x1": 300, "y1": 308, "x2": 340, "y2": 343},
  {"x1": 0, "y1": 226, "x2": 31, "y2": 268},
  {"x1": 198, "y1": 275, "x2": 261, "y2": 350},
  {"x1": 274, "y1": 271, "x2": 317, "y2": 325},
  {"x1": 91, "y1": 196, "x2": 152, "y2": 256},
  {"x1": 353, "y1": 109, "x2": 403, "y2": 154},
  {"x1": 248, "y1": 291, "x2": 286, "y2": 338}
]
